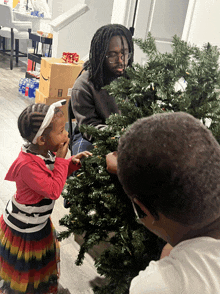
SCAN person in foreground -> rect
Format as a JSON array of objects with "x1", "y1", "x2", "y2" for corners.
[
  {"x1": 107, "y1": 112, "x2": 220, "y2": 293},
  {"x1": 0, "y1": 101, "x2": 91, "y2": 294},
  {"x1": 70, "y1": 23, "x2": 134, "y2": 154}
]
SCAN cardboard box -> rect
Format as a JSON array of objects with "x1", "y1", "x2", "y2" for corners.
[
  {"x1": 39, "y1": 58, "x2": 83, "y2": 98},
  {"x1": 35, "y1": 89, "x2": 70, "y2": 122}
]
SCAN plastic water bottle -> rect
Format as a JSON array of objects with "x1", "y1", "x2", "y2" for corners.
[
  {"x1": 29, "y1": 79, "x2": 36, "y2": 99},
  {"x1": 29, "y1": 79, "x2": 39, "y2": 99},
  {"x1": 18, "y1": 78, "x2": 24, "y2": 97},
  {"x1": 21, "y1": 79, "x2": 27, "y2": 97},
  {"x1": 34, "y1": 79, "x2": 39, "y2": 98},
  {"x1": 34, "y1": 79, "x2": 39, "y2": 89},
  {"x1": 25, "y1": 80, "x2": 30, "y2": 99},
  {"x1": 28, "y1": 79, "x2": 34, "y2": 99}
]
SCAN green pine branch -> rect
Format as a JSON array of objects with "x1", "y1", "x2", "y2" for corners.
[{"x1": 59, "y1": 33, "x2": 220, "y2": 293}]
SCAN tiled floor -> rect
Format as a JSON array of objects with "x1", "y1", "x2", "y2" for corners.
[{"x1": 0, "y1": 54, "x2": 105, "y2": 293}]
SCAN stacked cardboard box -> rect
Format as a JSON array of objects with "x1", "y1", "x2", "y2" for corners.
[{"x1": 35, "y1": 57, "x2": 84, "y2": 122}]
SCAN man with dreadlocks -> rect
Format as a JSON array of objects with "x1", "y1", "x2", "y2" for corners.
[{"x1": 70, "y1": 23, "x2": 134, "y2": 155}]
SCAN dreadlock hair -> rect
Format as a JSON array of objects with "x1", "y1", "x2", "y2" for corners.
[
  {"x1": 18, "y1": 103, "x2": 62, "y2": 143},
  {"x1": 87, "y1": 24, "x2": 134, "y2": 91}
]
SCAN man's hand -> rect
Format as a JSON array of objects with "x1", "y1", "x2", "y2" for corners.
[{"x1": 106, "y1": 151, "x2": 118, "y2": 174}]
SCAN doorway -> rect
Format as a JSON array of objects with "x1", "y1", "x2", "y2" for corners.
[{"x1": 132, "y1": 0, "x2": 196, "y2": 64}]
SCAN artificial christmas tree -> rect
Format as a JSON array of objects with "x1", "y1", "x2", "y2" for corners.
[{"x1": 59, "y1": 33, "x2": 220, "y2": 293}]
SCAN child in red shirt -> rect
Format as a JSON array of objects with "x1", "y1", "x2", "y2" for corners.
[{"x1": 0, "y1": 100, "x2": 91, "y2": 293}]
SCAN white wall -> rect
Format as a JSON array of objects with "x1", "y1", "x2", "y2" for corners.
[
  {"x1": 111, "y1": 0, "x2": 131, "y2": 26},
  {"x1": 51, "y1": 0, "x2": 85, "y2": 20},
  {"x1": 52, "y1": 0, "x2": 114, "y2": 59},
  {"x1": 111, "y1": 0, "x2": 220, "y2": 64},
  {"x1": 187, "y1": 0, "x2": 220, "y2": 48}
]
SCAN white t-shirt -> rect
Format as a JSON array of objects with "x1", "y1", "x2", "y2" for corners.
[{"x1": 130, "y1": 237, "x2": 220, "y2": 294}]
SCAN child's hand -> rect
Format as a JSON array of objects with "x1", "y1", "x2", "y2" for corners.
[
  {"x1": 72, "y1": 151, "x2": 92, "y2": 165},
  {"x1": 56, "y1": 138, "x2": 70, "y2": 158}
]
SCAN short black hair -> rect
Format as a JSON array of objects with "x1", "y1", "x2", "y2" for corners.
[
  {"x1": 117, "y1": 112, "x2": 220, "y2": 226},
  {"x1": 18, "y1": 103, "x2": 62, "y2": 143},
  {"x1": 87, "y1": 24, "x2": 134, "y2": 90}
]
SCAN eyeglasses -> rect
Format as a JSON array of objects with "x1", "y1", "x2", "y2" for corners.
[
  {"x1": 106, "y1": 52, "x2": 132, "y2": 64},
  {"x1": 131, "y1": 199, "x2": 147, "y2": 223}
]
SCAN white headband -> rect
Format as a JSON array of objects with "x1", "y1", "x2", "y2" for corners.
[{"x1": 32, "y1": 99, "x2": 66, "y2": 144}]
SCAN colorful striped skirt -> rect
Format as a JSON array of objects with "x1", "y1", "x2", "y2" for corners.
[{"x1": 0, "y1": 215, "x2": 60, "y2": 294}]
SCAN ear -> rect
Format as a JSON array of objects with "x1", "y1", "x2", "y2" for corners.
[
  {"x1": 133, "y1": 198, "x2": 157, "y2": 224},
  {"x1": 36, "y1": 135, "x2": 46, "y2": 146}
]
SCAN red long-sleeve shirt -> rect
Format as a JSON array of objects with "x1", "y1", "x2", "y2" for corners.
[{"x1": 5, "y1": 150, "x2": 80, "y2": 204}]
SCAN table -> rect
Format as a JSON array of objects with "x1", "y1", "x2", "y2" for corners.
[
  {"x1": 13, "y1": 10, "x2": 51, "y2": 32},
  {"x1": 29, "y1": 29, "x2": 52, "y2": 56},
  {"x1": 26, "y1": 30, "x2": 52, "y2": 78}
]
